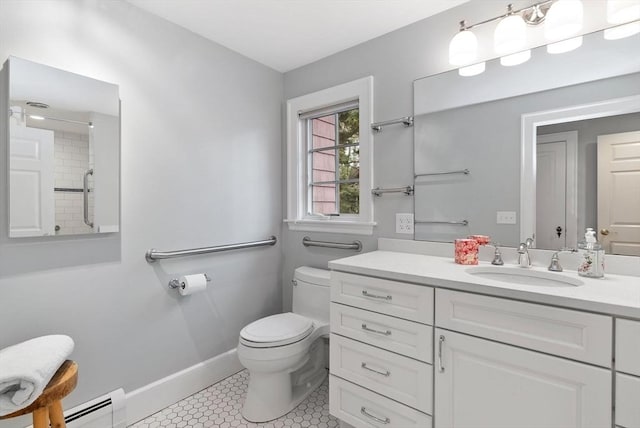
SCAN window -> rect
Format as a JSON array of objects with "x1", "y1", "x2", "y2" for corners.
[{"x1": 286, "y1": 76, "x2": 374, "y2": 235}]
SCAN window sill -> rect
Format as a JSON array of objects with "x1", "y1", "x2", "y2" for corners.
[{"x1": 284, "y1": 219, "x2": 376, "y2": 235}]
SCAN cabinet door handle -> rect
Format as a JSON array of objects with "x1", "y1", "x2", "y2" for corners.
[
  {"x1": 360, "y1": 406, "x2": 390, "y2": 424},
  {"x1": 438, "y1": 335, "x2": 445, "y2": 373},
  {"x1": 361, "y1": 290, "x2": 392, "y2": 301},
  {"x1": 361, "y1": 362, "x2": 391, "y2": 377},
  {"x1": 361, "y1": 323, "x2": 392, "y2": 336}
]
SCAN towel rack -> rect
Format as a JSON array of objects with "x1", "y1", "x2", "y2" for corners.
[
  {"x1": 415, "y1": 168, "x2": 470, "y2": 178},
  {"x1": 371, "y1": 116, "x2": 414, "y2": 132},
  {"x1": 302, "y1": 236, "x2": 362, "y2": 252},
  {"x1": 415, "y1": 220, "x2": 469, "y2": 226},
  {"x1": 146, "y1": 236, "x2": 277, "y2": 262},
  {"x1": 371, "y1": 185, "x2": 414, "y2": 197}
]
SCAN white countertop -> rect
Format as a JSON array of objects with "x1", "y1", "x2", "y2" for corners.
[{"x1": 329, "y1": 250, "x2": 640, "y2": 319}]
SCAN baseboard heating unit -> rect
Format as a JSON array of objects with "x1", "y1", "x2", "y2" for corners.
[{"x1": 62, "y1": 389, "x2": 126, "y2": 428}]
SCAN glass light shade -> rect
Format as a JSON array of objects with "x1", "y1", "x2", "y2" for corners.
[
  {"x1": 500, "y1": 50, "x2": 531, "y2": 66},
  {"x1": 607, "y1": 0, "x2": 640, "y2": 24},
  {"x1": 604, "y1": 21, "x2": 640, "y2": 39},
  {"x1": 547, "y1": 35, "x2": 583, "y2": 53},
  {"x1": 545, "y1": 0, "x2": 584, "y2": 41},
  {"x1": 459, "y1": 62, "x2": 486, "y2": 77},
  {"x1": 449, "y1": 30, "x2": 478, "y2": 66},
  {"x1": 494, "y1": 14, "x2": 527, "y2": 55}
]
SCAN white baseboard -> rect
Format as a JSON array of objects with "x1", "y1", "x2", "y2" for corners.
[{"x1": 125, "y1": 348, "x2": 243, "y2": 425}]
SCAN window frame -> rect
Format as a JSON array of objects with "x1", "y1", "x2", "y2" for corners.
[{"x1": 285, "y1": 76, "x2": 375, "y2": 235}]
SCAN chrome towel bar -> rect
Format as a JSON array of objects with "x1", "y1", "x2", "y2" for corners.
[
  {"x1": 371, "y1": 116, "x2": 413, "y2": 132},
  {"x1": 415, "y1": 168, "x2": 470, "y2": 178},
  {"x1": 371, "y1": 186, "x2": 413, "y2": 197},
  {"x1": 415, "y1": 220, "x2": 469, "y2": 226},
  {"x1": 302, "y1": 236, "x2": 362, "y2": 252},
  {"x1": 146, "y1": 236, "x2": 277, "y2": 262}
]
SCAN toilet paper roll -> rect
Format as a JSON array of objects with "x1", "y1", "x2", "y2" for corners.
[{"x1": 178, "y1": 274, "x2": 208, "y2": 296}]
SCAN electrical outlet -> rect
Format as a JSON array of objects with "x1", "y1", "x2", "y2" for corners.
[
  {"x1": 496, "y1": 211, "x2": 517, "y2": 224},
  {"x1": 396, "y1": 213, "x2": 414, "y2": 234}
]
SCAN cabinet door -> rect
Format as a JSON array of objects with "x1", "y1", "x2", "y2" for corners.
[{"x1": 434, "y1": 329, "x2": 611, "y2": 428}]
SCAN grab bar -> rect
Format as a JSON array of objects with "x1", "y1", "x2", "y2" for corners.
[
  {"x1": 146, "y1": 236, "x2": 277, "y2": 262},
  {"x1": 302, "y1": 236, "x2": 362, "y2": 252},
  {"x1": 415, "y1": 168, "x2": 470, "y2": 178},
  {"x1": 83, "y1": 169, "x2": 94, "y2": 228},
  {"x1": 371, "y1": 186, "x2": 413, "y2": 197},
  {"x1": 415, "y1": 219, "x2": 469, "y2": 226},
  {"x1": 371, "y1": 116, "x2": 413, "y2": 132}
]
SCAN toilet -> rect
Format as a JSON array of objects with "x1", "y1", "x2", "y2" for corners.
[{"x1": 237, "y1": 266, "x2": 330, "y2": 423}]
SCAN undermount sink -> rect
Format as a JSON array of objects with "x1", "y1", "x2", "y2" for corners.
[{"x1": 465, "y1": 266, "x2": 584, "y2": 287}]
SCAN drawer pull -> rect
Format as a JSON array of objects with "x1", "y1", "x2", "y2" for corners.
[
  {"x1": 361, "y1": 323, "x2": 392, "y2": 336},
  {"x1": 360, "y1": 406, "x2": 390, "y2": 424},
  {"x1": 438, "y1": 335, "x2": 445, "y2": 373},
  {"x1": 361, "y1": 362, "x2": 391, "y2": 377},
  {"x1": 362, "y1": 290, "x2": 392, "y2": 301}
]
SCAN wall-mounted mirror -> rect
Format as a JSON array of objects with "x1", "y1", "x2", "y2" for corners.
[
  {"x1": 413, "y1": 27, "x2": 640, "y2": 255},
  {"x1": 5, "y1": 57, "x2": 120, "y2": 237}
]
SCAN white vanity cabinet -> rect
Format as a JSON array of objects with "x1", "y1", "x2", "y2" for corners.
[
  {"x1": 616, "y1": 319, "x2": 640, "y2": 428},
  {"x1": 435, "y1": 289, "x2": 613, "y2": 428},
  {"x1": 329, "y1": 272, "x2": 434, "y2": 428}
]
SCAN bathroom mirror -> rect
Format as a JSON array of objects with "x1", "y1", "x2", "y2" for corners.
[
  {"x1": 413, "y1": 27, "x2": 640, "y2": 255},
  {"x1": 5, "y1": 57, "x2": 120, "y2": 237}
]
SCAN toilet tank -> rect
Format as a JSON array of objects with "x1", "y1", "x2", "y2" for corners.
[{"x1": 292, "y1": 266, "x2": 330, "y2": 323}]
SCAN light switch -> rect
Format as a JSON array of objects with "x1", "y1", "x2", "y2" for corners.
[{"x1": 496, "y1": 211, "x2": 517, "y2": 224}]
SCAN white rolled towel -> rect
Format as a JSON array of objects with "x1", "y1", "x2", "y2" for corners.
[{"x1": 0, "y1": 335, "x2": 75, "y2": 416}]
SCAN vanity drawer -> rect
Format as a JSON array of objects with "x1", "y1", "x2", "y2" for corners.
[
  {"x1": 330, "y1": 334, "x2": 432, "y2": 414},
  {"x1": 331, "y1": 272, "x2": 434, "y2": 324},
  {"x1": 330, "y1": 302, "x2": 433, "y2": 363},
  {"x1": 616, "y1": 319, "x2": 640, "y2": 376},
  {"x1": 436, "y1": 289, "x2": 612, "y2": 367},
  {"x1": 329, "y1": 375, "x2": 432, "y2": 428},
  {"x1": 616, "y1": 373, "x2": 640, "y2": 428}
]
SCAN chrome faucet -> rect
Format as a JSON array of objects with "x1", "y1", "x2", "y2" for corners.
[
  {"x1": 548, "y1": 248, "x2": 577, "y2": 272},
  {"x1": 517, "y1": 237, "x2": 534, "y2": 268},
  {"x1": 487, "y1": 242, "x2": 504, "y2": 266}
]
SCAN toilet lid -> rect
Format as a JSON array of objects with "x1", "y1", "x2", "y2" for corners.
[{"x1": 240, "y1": 313, "x2": 314, "y2": 348}]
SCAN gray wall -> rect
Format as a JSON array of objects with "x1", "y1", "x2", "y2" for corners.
[
  {"x1": 0, "y1": 0, "x2": 283, "y2": 420},
  {"x1": 539, "y1": 112, "x2": 640, "y2": 235}
]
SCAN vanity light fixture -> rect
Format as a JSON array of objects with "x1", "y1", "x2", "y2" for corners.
[
  {"x1": 494, "y1": 4, "x2": 531, "y2": 66},
  {"x1": 604, "y1": 0, "x2": 640, "y2": 39},
  {"x1": 544, "y1": 0, "x2": 584, "y2": 53},
  {"x1": 448, "y1": 0, "x2": 589, "y2": 76}
]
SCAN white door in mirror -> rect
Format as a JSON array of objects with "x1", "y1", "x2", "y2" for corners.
[
  {"x1": 598, "y1": 130, "x2": 640, "y2": 256},
  {"x1": 9, "y1": 124, "x2": 55, "y2": 237}
]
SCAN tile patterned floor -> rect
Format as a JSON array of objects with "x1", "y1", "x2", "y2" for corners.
[{"x1": 130, "y1": 370, "x2": 339, "y2": 428}]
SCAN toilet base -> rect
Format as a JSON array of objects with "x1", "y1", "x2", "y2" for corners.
[{"x1": 241, "y1": 341, "x2": 327, "y2": 423}]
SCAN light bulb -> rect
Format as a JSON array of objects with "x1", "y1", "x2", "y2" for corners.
[
  {"x1": 545, "y1": 0, "x2": 584, "y2": 41},
  {"x1": 500, "y1": 50, "x2": 531, "y2": 66},
  {"x1": 547, "y1": 35, "x2": 583, "y2": 53},
  {"x1": 449, "y1": 29, "x2": 478, "y2": 66},
  {"x1": 607, "y1": 0, "x2": 640, "y2": 24},
  {"x1": 604, "y1": 21, "x2": 640, "y2": 39},
  {"x1": 459, "y1": 62, "x2": 486, "y2": 77},
  {"x1": 494, "y1": 13, "x2": 527, "y2": 55}
]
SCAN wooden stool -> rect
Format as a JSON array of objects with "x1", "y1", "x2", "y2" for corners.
[{"x1": 0, "y1": 360, "x2": 78, "y2": 428}]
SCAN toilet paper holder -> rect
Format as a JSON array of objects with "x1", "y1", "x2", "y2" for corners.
[{"x1": 169, "y1": 274, "x2": 212, "y2": 290}]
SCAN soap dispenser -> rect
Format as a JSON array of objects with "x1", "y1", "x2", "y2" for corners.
[{"x1": 577, "y1": 228, "x2": 604, "y2": 278}]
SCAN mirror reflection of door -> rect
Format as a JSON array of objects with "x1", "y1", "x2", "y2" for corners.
[
  {"x1": 9, "y1": 123, "x2": 55, "y2": 237},
  {"x1": 597, "y1": 130, "x2": 640, "y2": 256},
  {"x1": 536, "y1": 132, "x2": 578, "y2": 250}
]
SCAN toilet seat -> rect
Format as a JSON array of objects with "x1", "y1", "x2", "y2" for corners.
[{"x1": 239, "y1": 313, "x2": 314, "y2": 348}]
